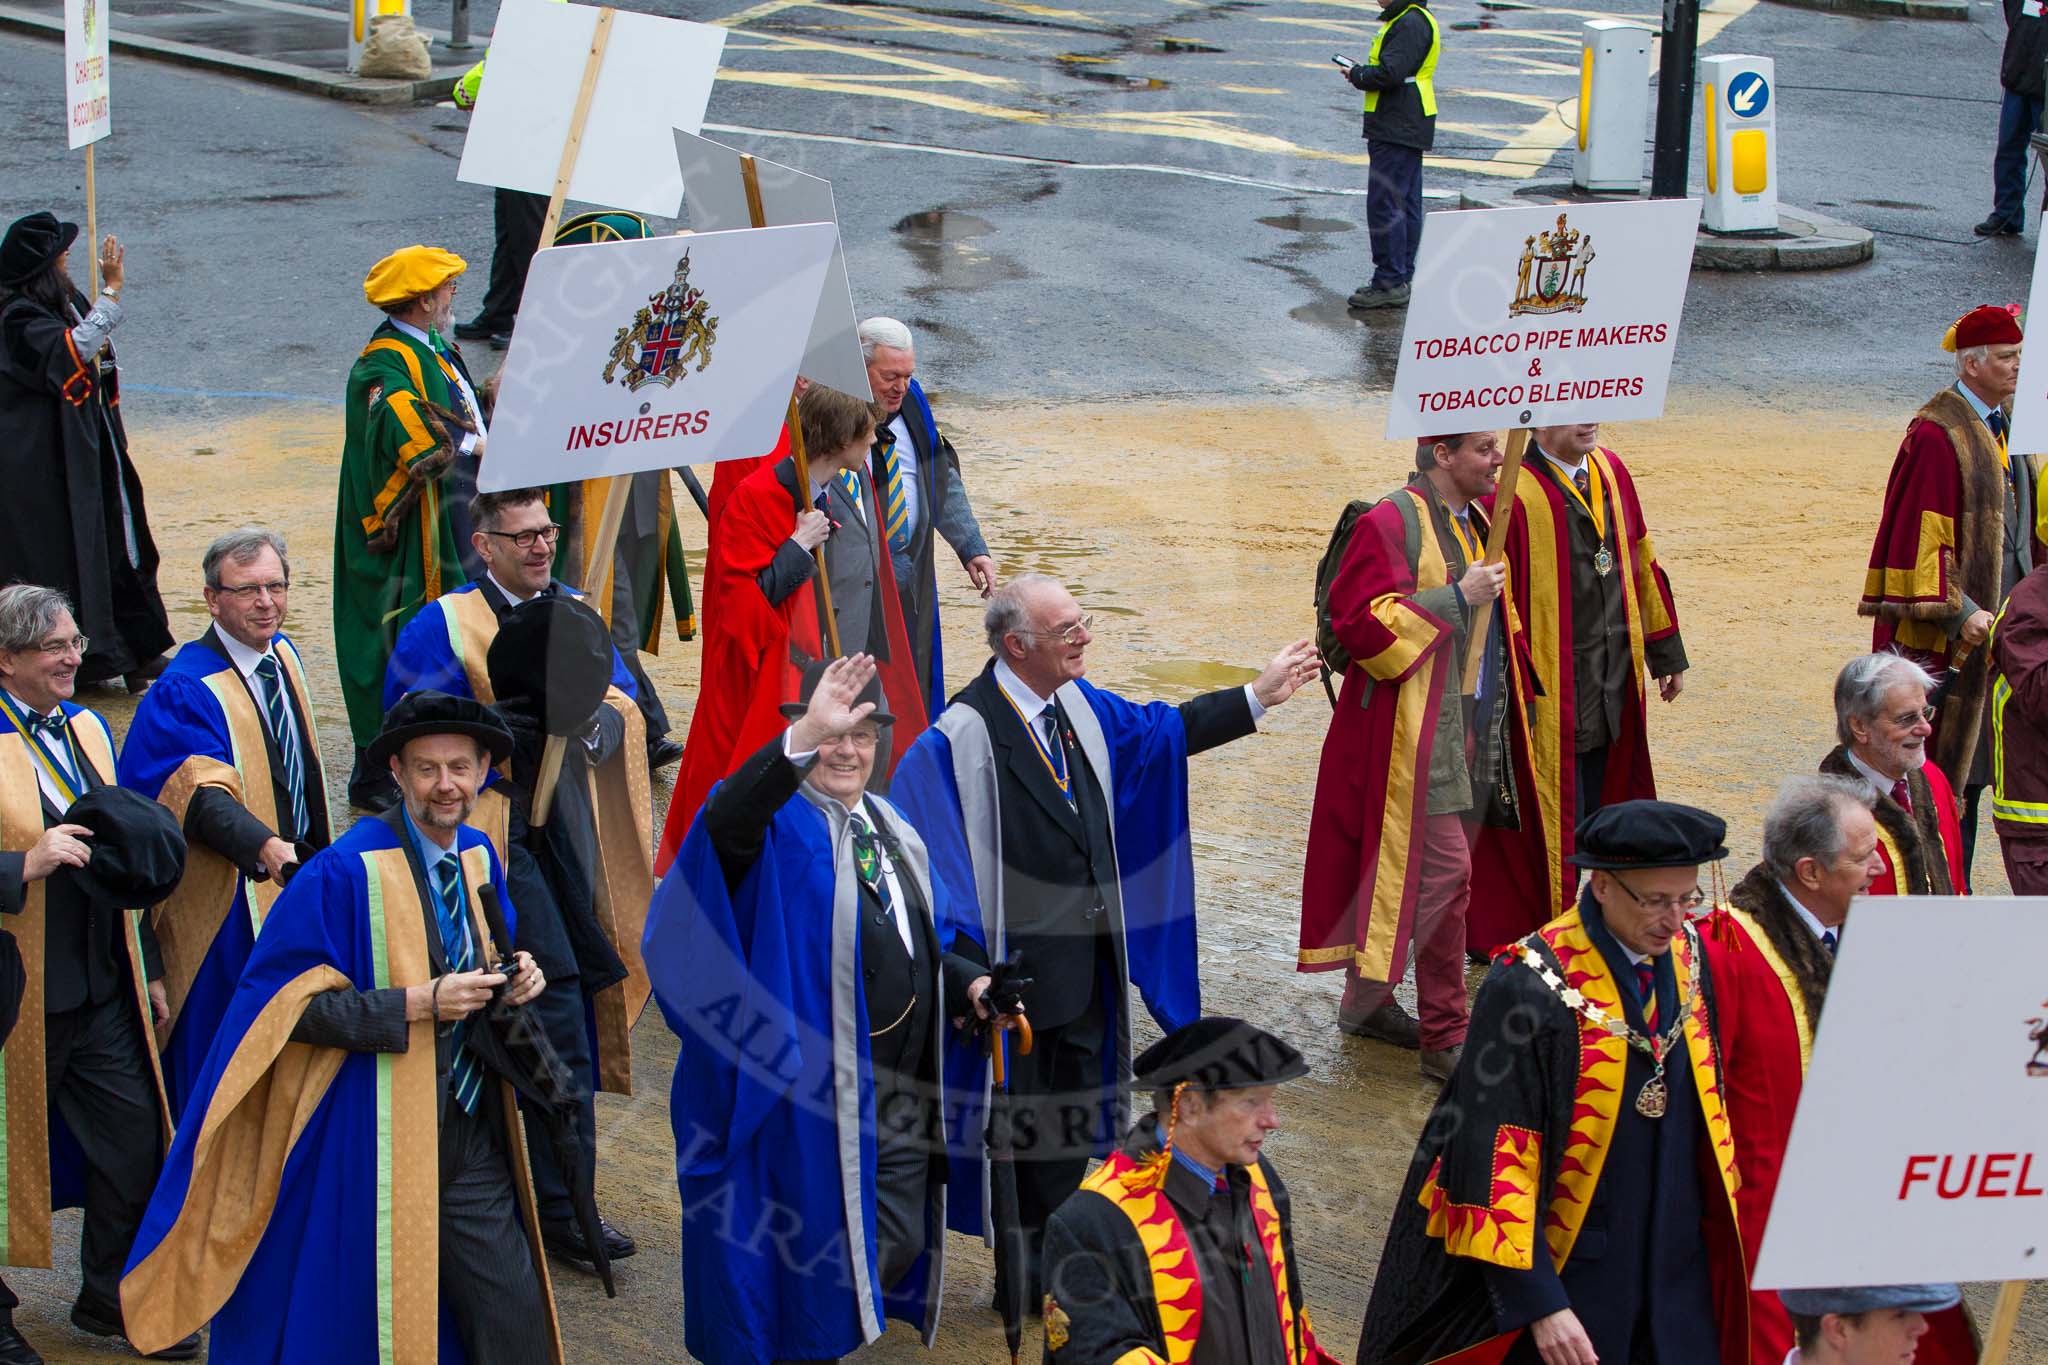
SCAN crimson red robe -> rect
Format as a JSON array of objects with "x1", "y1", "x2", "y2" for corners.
[
  {"x1": 1467, "y1": 448, "x2": 1680, "y2": 951},
  {"x1": 1874, "y1": 759, "x2": 1966, "y2": 896},
  {"x1": 1700, "y1": 898, "x2": 1977, "y2": 1365},
  {"x1": 657, "y1": 456, "x2": 928, "y2": 874},
  {"x1": 701, "y1": 425, "x2": 785, "y2": 632}
]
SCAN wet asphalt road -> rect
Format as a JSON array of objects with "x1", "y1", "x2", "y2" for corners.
[{"x1": 3, "y1": 0, "x2": 2048, "y2": 1359}]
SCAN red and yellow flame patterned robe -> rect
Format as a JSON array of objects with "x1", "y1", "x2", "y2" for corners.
[
  {"x1": 1467, "y1": 448, "x2": 1683, "y2": 951},
  {"x1": 1041, "y1": 1134, "x2": 1340, "y2": 1365},
  {"x1": 1357, "y1": 900, "x2": 1748, "y2": 1365}
]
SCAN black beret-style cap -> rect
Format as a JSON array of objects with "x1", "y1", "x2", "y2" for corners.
[
  {"x1": 1778, "y1": 1284, "x2": 1961, "y2": 1317},
  {"x1": 0, "y1": 212, "x2": 79, "y2": 287},
  {"x1": 780, "y1": 658, "x2": 895, "y2": 728},
  {"x1": 486, "y1": 596, "x2": 613, "y2": 735},
  {"x1": 61, "y1": 786, "x2": 187, "y2": 908},
  {"x1": 1134, "y1": 1017, "x2": 1310, "y2": 1092},
  {"x1": 1568, "y1": 798, "x2": 1728, "y2": 871},
  {"x1": 367, "y1": 690, "x2": 513, "y2": 770}
]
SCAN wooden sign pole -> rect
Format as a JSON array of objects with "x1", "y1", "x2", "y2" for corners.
[
  {"x1": 1460, "y1": 427, "x2": 1530, "y2": 695},
  {"x1": 740, "y1": 151, "x2": 842, "y2": 660},
  {"x1": 527, "y1": 6, "x2": 617, "y2": 827},
  {"x1": 84, "y1": 144, "x2": 98, "y2": 296},
  {"x1": 1978, "y1": 1281, "x2": 2028, "y2": 1365}
]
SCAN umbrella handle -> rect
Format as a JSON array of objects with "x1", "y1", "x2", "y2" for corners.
[{"x1": 989, "y1": 1014, "x2": 1034, "y2": 1089}]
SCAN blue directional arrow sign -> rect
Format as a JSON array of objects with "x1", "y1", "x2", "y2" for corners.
[{"x1": 1727, "y1": 71, "x2": 1770, "y2": 118}]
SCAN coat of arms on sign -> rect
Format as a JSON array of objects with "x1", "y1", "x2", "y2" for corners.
[
  {"x1": 1509, "y1": 213, "x2": 1595, "y2": 318},
  {"x1": 602, "y1": 252, "x2": 720, "y2": 392}
]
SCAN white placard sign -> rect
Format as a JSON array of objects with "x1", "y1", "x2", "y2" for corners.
[
  {"x1": 1751, "y1": 897, "x2": 2048, "y2": 1289},
  {"x1": 457, "y1": 0, "x2": 724, "y2": 219},
  {"x1": 64, "y1": 0, "x2": 110, "y2": 149},
  {"x1": 673, "y1": 130, "x2": 870, "y2": 399},
  {"x1": 1386, "y1": 198, "x2": 1701, "y2": 439},
  {"x1": 480, "y1": 223, "x2": 840, "y2": 491},
  {"x1": 2007, "y1": 237, "x2": 2048, "y2": 454}
]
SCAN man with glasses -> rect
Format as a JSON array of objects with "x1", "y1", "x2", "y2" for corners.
[
  {"x1": 334, "y1": 244, "x2": 484, "y2": 814},
  {"x1": 1359, "y1": 799, "x2": 1747, "y2": 1365},
  {"x1": 1820, "y1": 653, "x2": 1967, "y2": 895},
  {"x1": 0, "y1": 583, "x2": 195, "y2": 1362},
  {"x1": 645, "y1": 653, "x2": 1015, "y2": 1364},
  {"x1": 119, "y1": 528, "x2": 330, "y2": 1114},
  {"x1": 892, "y1": 572, "x2": 1321, "y2": 1308}
]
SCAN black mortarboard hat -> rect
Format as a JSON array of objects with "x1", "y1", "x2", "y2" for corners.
[
  {"x1": 779, "y1": 658, "x2": 894, "y2": 727},
  {"x1": 61, "y1": 787, "x2": 187, "y2": 908},
  {"x1": 1568, "y1": 799, "x2": 1728, "y2": 871},
  {"x1": 367, "y1": 690, "x2": 513, "y2": 770},
  {"x1": 0, "y1": 212, "x2": 78, "y2": 287},
  {"x1": 1134, "y1": 1017, "x2": 1310, "y2": 1092},
  {"x1": 486, "y1": 596, "x2": 613, "y2": 736},
  {"x1": 1778, "y1": 1284, "x2": 1961, "y2": 1317}
]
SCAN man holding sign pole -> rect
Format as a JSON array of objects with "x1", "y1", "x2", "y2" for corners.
[{"x1": 1467, "y1": 422, "x2": 1688, "y2": 951}]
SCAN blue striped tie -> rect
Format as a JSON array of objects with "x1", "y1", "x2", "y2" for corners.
[
  {"x1": 254, "y1": 655, "x2": 309, "y2": 842},
  {"x1": 431, "y1": 857, "x2": 483, "y2": 1115},
  {"x1": 875, "y1": 430, "x2": 911, "y2": 556}
]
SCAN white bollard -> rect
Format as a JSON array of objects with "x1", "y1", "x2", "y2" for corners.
[
  {"x1": 1700, "y1": 54, "x2": 1779, "y2": 233},
  {"x1": 1572, "y1": 21, "x2": 1654, "y2": 195}
]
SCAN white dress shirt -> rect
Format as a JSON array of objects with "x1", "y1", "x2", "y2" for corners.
[
  {"x1": 1843, "y1": 748, "x2": 1900, "y2": 805},
  {"x1": 216, "y1": 627, "x2": 277, "y2": 682},
  {"x1": 1776, "y1": 882, "x2": 1839, "y2": 947},
  {"x1": 3, "y1": 686, "x2": 83, "y2": 810},
  {"x1": 487, "y1": 570, "x2": 542, "y2": 608}
]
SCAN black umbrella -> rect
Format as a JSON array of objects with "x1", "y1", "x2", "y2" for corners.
[
  {"x1": 981, "y1": 955, "x2": 1036, "y2": 1365},
  {"x1": 470, "y1": 883, "x2": 615, "y2": 1297}
]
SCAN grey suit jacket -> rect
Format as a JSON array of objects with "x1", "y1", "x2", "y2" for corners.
[{"x1": 823, "y1": 472, "x2": 883, "y2": 658}]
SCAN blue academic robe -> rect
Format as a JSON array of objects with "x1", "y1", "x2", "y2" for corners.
[
  {"x1": 118, "y1": 816, "x2": 536, "y2": 1363},
  {"x1": 382, "y1": 580, "x2": 636, "y2": 710},
  {"x1": 888, "y1": 676, "x2": 1200, "y2": 1239},
  {"x1": 117, "y1": 631, "x2": 322, "y2": 1113},
  {"x1": 643, "y1": 781, "x2": 951, "y2": 1365}
]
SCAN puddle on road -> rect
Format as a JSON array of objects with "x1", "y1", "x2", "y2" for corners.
[
  {"x1": 1158, "y1": 36, "x2": 1224, "y2": 53},
  {"x1": 894, "y1": 210, "x2": 1027, "y2": 294},
  {"x1": 1062, "y1": 68, "x2": 1172, "y2": 90},
  {"x1": 1134, "y1": 659, "x2": 1260, "y2": 694},
  {"x1": 1259, "y1": 214, "x2": 1355, "y2": 234}
]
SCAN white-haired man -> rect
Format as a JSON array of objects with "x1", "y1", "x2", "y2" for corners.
[
  {"x1": 860, "y1": 316, "x2": 997, "y2": 714},
  {"x1": 1861, "y1": 304, "x2": 2037, "y2": 882},
  {"x1": 1820, "y1": 652, "x2": 1967, "y2": 895}
]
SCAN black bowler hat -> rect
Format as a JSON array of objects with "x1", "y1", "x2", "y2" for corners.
[
  {"x1": 1134, "y1": 1017, "x2": 1310, "y2": 1092},
  {"x1": 779, "y1": 658, "x2": 894, "y2": 727},
  {"x1": 367, "y1": 690, "x2": 513, "y2": 770},
  {"x1": 486, "y1": 596, "x2": 613, "y2": 736},
  {"x1": 0, "y1": 212, "x2": 78, "y2": 287},
  {"x1": 60, "y1": 787, "x2": 188, "y2": 908},
  {"x1": 1569, "y1": 798, "x2": 1728, "y2": 871}
]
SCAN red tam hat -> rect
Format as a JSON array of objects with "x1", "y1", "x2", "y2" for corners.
[{"x1": 1943, "y1": 304, "x2": 2023, "y2": 353}]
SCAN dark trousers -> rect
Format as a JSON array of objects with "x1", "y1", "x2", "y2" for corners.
[
  {"x1": 1963, "y1": 782, "x2": 1987, "y2": 887},
  {"x1": 1365, "y1": 140, "x2": 1426, "y2": 288},
  {"x1": 2003, "y1": 837, "x2": 2048, "y2": 893},
  {"x1": 0, "y1": 998, "x2": 165, "y2": 1317},
  {"x1": 1576, "y1": 745, "x2": 1612, "y2": 826},
  {"x1": 607, "y1": 553, "x2": 672, "y2": 740},
  {"x1": 1993, "y1": 90, "x2": 2046, "y2": 228},
  {"x1": 519, "y1": 972, "x2": 595, "y2": 1230},
  {"x1": 440, "y1": 1092, "x2": 550, "y2": 1365},
  {"x1": 1008, "y1": 992, "x2": 1108, "y2": 1302},
  {"x1": 476, "y1": 188, "x2": 549, "y2": 330},
  {"x1": 872, "y1": 1073, "x2": 931, "y2": 1292}
]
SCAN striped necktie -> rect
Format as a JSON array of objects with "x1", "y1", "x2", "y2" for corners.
[
  {"x1": 875, "y1": 430, "x2": 911, "y2": 556},
  {"x1": 1634, "y1": 961, "x2": 1658, "y2": 1033},
  {"x1": 254, "y1": 655, "x2": 309, "y2": 842},
  {"x1": 431, "y1": 856, "x2": 483, "y2": 1115},
  {"x1": 1821, "y1": 929, "x2": 1838, "y2": 957}
]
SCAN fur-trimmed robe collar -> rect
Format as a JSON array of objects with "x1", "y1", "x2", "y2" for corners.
[{"x1": 1819, "y1": 746, "x2": 1955, "y2": 896}]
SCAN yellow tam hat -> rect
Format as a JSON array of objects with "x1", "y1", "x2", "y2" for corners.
[{"x1": 363, "y1": 245, "x2": 467, "y2": 308}]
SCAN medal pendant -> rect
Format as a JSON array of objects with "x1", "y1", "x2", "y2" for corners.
[
  {"x1": 1635, "y1": 1075, "x2": 1667, "y2": 1119},
  {"x1": 1593, "y1": 545, "x2": 1614, "y2": 578}
]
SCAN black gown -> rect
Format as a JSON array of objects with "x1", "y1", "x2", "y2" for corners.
[{"x1": 0, "y1": 287, "x2": 170, "y2": 683}]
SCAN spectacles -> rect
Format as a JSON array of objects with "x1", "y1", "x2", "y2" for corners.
[
  {"x1": 214, "y1": 580, "x2": 290, "y2": 601},
  {"x1": 824, "y1": 728, "x2": 881, "y2": 749},
  {"x1": 28, "y1": 635, "x2": 88, "y2": 658},
  {"x1": 1607, "y1": 874, "x2": 1706, "y2": 915},
  {"x1": 483, "y1": 525, "x2": 563, "y2": 551},
  {"x1": 1887, "y1": 705, "x2": 1937, "y2": 728},
  {"x1": 1018, "y1": 615, "x2": 1095, "y2": 647}
]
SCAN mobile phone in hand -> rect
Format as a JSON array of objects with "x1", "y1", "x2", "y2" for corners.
[{"x1": 1332, "y1": 53, "x2": 1356, "y2": 68}]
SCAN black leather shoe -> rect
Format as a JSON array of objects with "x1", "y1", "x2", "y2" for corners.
[
  {"x1": 0, "y1": 1320, "x2": 43, "y2": 1365},
  {"x1": 647, "y1": 737, "x2": 685, "y2": 770},
  {"x1": 599, "y1": 1215, "x2": 637, "y2": 1260},
  {"x1": 453, "y1": 316, "x2": 500, "y2": 340},
  {"x1": 1338, "y1": 1000, "x2": 1422, "y2": 1049},
  {"x1": 71, "y1": 1300, "x2": 200, "y2": 1360},
  {"x1": 1975, "y1": 215, "x2": 2023, "y2": 237},
  {"x1": 545, "y1": 1216, "x2": 638, "y2": 1269}
]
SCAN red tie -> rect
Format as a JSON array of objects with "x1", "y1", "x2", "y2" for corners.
[
  {"x1": 1890, "y1": 778, "x2": 1912, "y2": 813},
  {"x1": 1635, "y1": 962, "x2": 1658, "y2": 1033}
]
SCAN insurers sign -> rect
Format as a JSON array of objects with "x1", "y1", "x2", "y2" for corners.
[
  {"x1": 64, "y1": 0, "x2": 110, "y2": 149},
  {"x1": 1752, "y1": 898, "x2": 2048, "y2": 1288},
  {"x1": 1385, "y1": 198, "x2": 1701, "y2": 439},
  {"x1": 478, "y1": 222, "x2": 840, "y2": 492}
]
